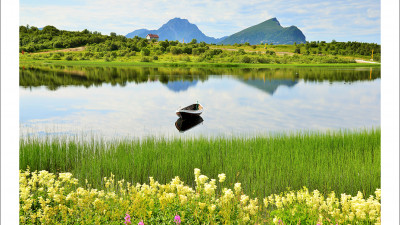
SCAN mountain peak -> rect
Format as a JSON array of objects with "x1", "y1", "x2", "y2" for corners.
[
  {"x1": 125, "y1": 18, "x2": 226, "y2": 43},
  {"x1": 168, "y1": 18, "x2": 190, "y2": 24},
  {"x1": 220, "y1": 17, "x2": 305, "y2": 45},
  {"x1": 265, "y1": 17, "x2": 281, "y2": 26}
]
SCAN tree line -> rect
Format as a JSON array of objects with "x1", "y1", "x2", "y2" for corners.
[{"x1": 20, "y1": 25, "x2": 380, "y2": 62}]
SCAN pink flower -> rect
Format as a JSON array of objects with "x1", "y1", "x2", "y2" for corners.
[
  {"x1": 174, "y1": 215, "x2": 181, "y2": 224},
  {"x1": 124, "y1": 214, "x2": 131, "y2": 225},
  {"x1": 138, "y1": 221, "x2": 144, "y2": 225}
]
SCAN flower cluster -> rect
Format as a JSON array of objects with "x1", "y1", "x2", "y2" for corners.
[
  {"x1": 19, "y1": 168, "x2": 381, "y2": 224},
  {"x1": 267, "y1": 187, "x2": 381, "y2": 224}
]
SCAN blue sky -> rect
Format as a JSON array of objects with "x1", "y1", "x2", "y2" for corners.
[{"x1": 20, "y1": 0, "x2": 381, "y2": 43}]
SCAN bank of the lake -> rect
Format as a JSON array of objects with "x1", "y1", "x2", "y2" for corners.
[
  {"x1": 20, "y1": 128, "x2": 380, "y2": 200},
  {"x1": 20, "y1": 58, "x2": 381, "y2": 69}
]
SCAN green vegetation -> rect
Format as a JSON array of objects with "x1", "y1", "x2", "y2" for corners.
[
  {"x1": 20, "y1": 168, "x2": 381, "y2": 224},
  {"x1": 20, "y1": 129, "x2": 381, "y2": 200},
  {"x1": 20, "y1": 65, "x2": 381, "y2": 90},
  {"x1": 20, "y1": 25, "x2": 381, "y2": 66}
]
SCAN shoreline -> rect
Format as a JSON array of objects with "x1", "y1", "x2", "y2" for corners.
[{"x1": 20, "y1": 59, "x2": 381, "y2": 69}]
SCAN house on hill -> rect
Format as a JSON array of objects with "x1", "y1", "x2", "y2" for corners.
[{"x1": 146, "y1": 34, "x2": 159, "y2": 41}]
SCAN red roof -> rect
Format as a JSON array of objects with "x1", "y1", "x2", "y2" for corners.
[{"x1": 147, "y1": 34, "x2": 159, "y2": 38}]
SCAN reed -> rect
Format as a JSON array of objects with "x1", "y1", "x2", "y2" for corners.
[{"x1": 20, "y1": 128, "x2": 380, "y2": 199}]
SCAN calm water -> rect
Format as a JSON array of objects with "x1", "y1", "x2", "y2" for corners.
[{"x1": 20, "y1": 66, "x2": 380, "y2": 138}]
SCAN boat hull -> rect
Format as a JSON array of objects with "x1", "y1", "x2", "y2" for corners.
[{"x1": 176, "y1": 111, "x2": 202, "y2": 119}]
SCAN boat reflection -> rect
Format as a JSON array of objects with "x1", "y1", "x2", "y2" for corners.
[{"x1": 175, "y1": 116, "x2": 204, "y2": 133}]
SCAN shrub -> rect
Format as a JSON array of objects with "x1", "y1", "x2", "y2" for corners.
[
  {"x1": 237, "y1": 49, "x2": 245, "y2": 55},
  {"x1": 65, "y1": 55, "x2": 73, "y2": 61},
  {"x1": 170, "y1": 46, "x2": 181, "y2": 55},
  {"x1": 192, "y1": 48, "x2": 200, "y2": 56},
  {"x1": 140, "y1": 56, "x2": 152, "y2": 62},
  {"x1": 140, "y1": 47, "x2": 150, "y2": 56},
  {"x1": 182, "y1": 46, "x2": 192, "y2": 54},
  {"x1": 241, "y1": 56, "x2": 251, "y2": 63}
]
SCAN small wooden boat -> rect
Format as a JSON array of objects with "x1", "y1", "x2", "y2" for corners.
[
  {"x1": 175, "y1": 116, "x2": 204, "y2": 133},
  {"x1": 176, "y1": 103, "x2": 204, "y2": 119}
]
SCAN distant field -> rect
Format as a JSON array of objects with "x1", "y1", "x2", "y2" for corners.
[{"x1": 20, "y1": 41, "x2": 380, "y2": 67}]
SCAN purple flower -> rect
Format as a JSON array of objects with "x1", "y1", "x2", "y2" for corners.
[
  {"x1": 174, "y1": 215, "x2": 181, "y2": 224},
  {"x1": 124, "y1": 214, "x2": 131, "y2": 225},
  {"x1": 138, "y1": 221, "x2": 144, "y2": 225}
]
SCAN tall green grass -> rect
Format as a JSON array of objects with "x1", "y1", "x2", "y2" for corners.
[{"x1": 20, "y1": 129, "x2": 380, "y2": 198}]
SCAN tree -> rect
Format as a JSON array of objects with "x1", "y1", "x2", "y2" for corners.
[
  {"x1": 190, "y1": 39, "x2": 197, "y2": 44},
  {"x1": 158, "y1": 41, "x2": 169, "y2": 49},
  {"x1": 170, "y1": 46, "x2": 181, "y2": 55},
  {"x1": 140, "y1": 47, "x2": 150, "y2": 56},
  {"x1": 294, "y1": 47, "x2": 301, "y2": 54},
  {"x1": 19, "y1": 26, "x2": 28, "y2": 33},
  {"x1": 42, "y1": 25, "x2": 59, "y2": 35},
  {"x1": 110, "y1": 32, "x2": 117, "y2": 37}
]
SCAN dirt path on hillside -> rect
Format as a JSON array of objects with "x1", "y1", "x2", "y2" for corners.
[
  {"x1": 355, "y1": 59, "x2": 379, "y2": 64},
  {"x1": 33, "y1": 46, "x2": 86, "y2": 54},
  {"x1": 209, "y1": 47, "x2": 293, "y2": 56}
]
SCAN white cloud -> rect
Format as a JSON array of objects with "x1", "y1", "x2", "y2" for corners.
[
  {"x1": 19, "y1": 0, "x2": 381, "y2": 42},
  {"x1": 367, "y1": 8, "x2": 380, "y2": 18}
]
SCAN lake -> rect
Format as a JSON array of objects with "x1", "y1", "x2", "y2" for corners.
[{"x1": 19, "y1": 65, "x2": 380, "y2": 138}]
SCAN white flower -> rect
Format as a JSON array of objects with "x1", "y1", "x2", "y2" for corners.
[
  {"x1": 208, "y1": 204, "x2": 216, "y2": 212},
  {"x1": 240, "y1": 194, "x2": 249, "y2": 205},
  {"x1": 218, "y1": 173, "x2": 226, "y2": 183},
  {"x1": 234, "y1": 183, "x2": 241, "y2": 194},
  {"x1": 194, "y1": 168, "x2": 201, "y2": 178},
  {"x1": 198, "y1": 175, "x2": 208, "y2": 184},
  {"x1": 204, "y1": 183, "x2": 214, "y2": 195}
]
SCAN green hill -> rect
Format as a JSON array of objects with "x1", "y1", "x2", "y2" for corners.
[{"x1": 220, "y1": 18, "x2": 306, "y2": 45}]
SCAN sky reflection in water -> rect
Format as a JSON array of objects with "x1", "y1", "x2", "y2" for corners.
[{"x1": 20, "y1": 68, "x2": 380, "y2": 138}]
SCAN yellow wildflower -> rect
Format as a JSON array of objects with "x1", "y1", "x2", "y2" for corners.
[
  {"x1": 234, "y1": 183, "x2": 241, "y2": 195},
  {"x1": 218, "y1": 173, "x2": 226, "y2": 183}
]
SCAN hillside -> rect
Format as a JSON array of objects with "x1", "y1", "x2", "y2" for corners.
[
  {"x1": 220, "y1": 18, "x2": 306, "y2": 45},
  {"x1": 126, "y1": 18, "x2": 226, "y2": 43}
]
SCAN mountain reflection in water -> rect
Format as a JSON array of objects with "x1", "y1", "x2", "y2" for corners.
[
  {"x1": 239, "y1": 79, "x2": 298, "y2": 95},
  {"x1": 165, "y1": 80, "x2": 198, "y2": 92},
  {"x1": 175, "y1": 117, "x2": 204, "y2": 133},
  {"x1": 19, "y1": 65, "x2": 381, "y2": 138},
  {"x1": 19, "y1": 66, "x2": 380, "y2": 91}
]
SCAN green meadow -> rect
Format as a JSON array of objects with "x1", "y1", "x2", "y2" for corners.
[{"x1": 20, "y1": 128, "x2": 381, "y2": 199}]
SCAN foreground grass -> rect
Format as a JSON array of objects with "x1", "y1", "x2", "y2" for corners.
[
  {"x1": 20, "y1": 129, "x2": 381, "y2": 199},
  {"x1": 19, "y1": 168, "x2": 381, "y2": 224}
]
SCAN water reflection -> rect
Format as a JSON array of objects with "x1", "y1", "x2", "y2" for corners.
[
  {"x1": 19, "y1": 65, "x2": 380, "y2": 91},
  {"x1": 166, "y1": 80, "x2": 198, "y2": 92},
  {"x1": 19, "y1": 65, "x2": 381, "y2": 138},
  {"x1": 239, "y1": 79, "x2": 298, "y2": 95},
  {"x1": 175, "y1": 116, "x2": 204, "y2": 133}
]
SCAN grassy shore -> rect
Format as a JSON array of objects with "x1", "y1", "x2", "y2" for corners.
[
  {"x1": 20, "y1": 128, "x2": 381, "y2": 199},
  {"x1": 20, "y1": 58, "x2": 381, "y2": 69}
]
